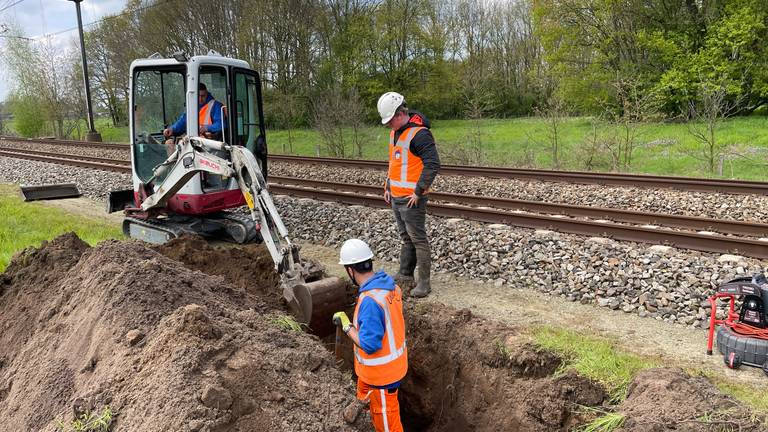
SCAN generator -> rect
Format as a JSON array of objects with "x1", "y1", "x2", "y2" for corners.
[{"x1": 707, "y1": 274, "x2": 768, "y2": 374}]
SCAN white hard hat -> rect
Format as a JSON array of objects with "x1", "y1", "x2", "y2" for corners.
[
  {"x1": 339, "y1": 239, "x2": 375, "y2": 265},
  {"x1": 377, "y1": 92, "x2": 405, "y2": 124}
]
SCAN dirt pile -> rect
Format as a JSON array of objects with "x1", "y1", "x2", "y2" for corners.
[
  {"x1": 399, "y1": 303, "x2": 606, "y2": 431},
  {"x1": 153, "y1": 235, "x2": 280, "y2": 299},
  {"x1": 0, "y1": 234, "x2": 370, "y2": 432},
  {"x1": 618, "y1": 368, "x2": 765, "y2": 431}
]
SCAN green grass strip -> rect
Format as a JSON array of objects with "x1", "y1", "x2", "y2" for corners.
[
  {"x1": 532, "y1": 326, "x2": 659, "y2": 402},
  {"x1": 0, "y1": 184, "x2": 122, "y2": 271}
]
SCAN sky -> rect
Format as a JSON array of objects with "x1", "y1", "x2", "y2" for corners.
[{"x1": 0, "y1": 0, "x2": 126, "y2": 102}]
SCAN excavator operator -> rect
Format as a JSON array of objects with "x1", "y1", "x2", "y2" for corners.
[{"x1": 163, "y1": 82, "x2": 224, "y2": 144}]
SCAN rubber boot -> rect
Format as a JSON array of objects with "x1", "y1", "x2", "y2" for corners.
[
  {"x1": 397, "y1": 244, "x2": 417, "y2": 283},
  {"x1": 410, "y1": 255, "x2": 431, "y2": 298}
]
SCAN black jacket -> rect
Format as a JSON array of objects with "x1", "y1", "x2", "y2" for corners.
[{"x1": 387, "y1": 110, "x2": 441, "y2": 196}]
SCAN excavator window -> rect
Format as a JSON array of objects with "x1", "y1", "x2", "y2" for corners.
[
  {"x1": 132, "y1": 67, "x2": 185, "y2": 184},
  {"x1": 198, "y1": 66, "x2": 229, "y2": 191}
]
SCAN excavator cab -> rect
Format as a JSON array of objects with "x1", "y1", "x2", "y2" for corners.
[
  {"x1": 129, "y1": 51, "x2": 268, "y2": 209},
  {"x1": 108, "y1": 52, "x2": 346, "y2": 336}
]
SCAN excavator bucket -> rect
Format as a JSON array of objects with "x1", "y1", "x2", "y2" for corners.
[
  {"x1": 20, "y1": 183, "x2": 80, "y2": 201},
  {"x1": 287, "y1": 276, "x2": 348, "y2": 337}
]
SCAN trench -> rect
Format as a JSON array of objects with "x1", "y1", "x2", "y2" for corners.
[{"x1": 322, "y1": 301, "x2": 606, "y2": 432}]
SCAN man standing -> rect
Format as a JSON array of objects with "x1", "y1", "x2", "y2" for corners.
[
  {"x1": 377, "y1": 92, "x2": 440, "y2": 298},
  {"x1": 333, "y1": 238, "x2": 407, "y2": 432}
]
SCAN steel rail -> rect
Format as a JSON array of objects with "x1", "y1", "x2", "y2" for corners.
[
  {"x1": 270, "y1": 154, "x2": 768, "y2": 195},
  {"x1": 269, "y1": 183, "x2": 768, "y2": 259},
  {"x1": 0, "y1": 136, "x2": 127, "y2": 149},
  {"x1": 2, "y1": 145, "x2": 767, "y2": 257},
  {"x1": 0, "y1": 148, "x2": 130, "y2": 172},
  {"x1": 0, "y1": 147, "x2": 131, "y2": 166},
  {"x1": 269, "y1": 176, "x2": 768, "y2": 238},
  {"x1": 4, "y1": 136, "x2": 768, "y2": 195}
]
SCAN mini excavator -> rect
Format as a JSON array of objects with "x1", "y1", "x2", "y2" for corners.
[{"x1": 107, "y1": 52, "x2": 345, "y2": 335}]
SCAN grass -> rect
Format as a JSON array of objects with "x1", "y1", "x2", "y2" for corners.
[
  {"x1": 268, "y1": 115, "x2": 768, "y2": 180},
  {"x1": 532, "y1": 326, "x2": 659, "y2": 402},
  {"x1": 0, "y1": 184, "x2": 122, "y2": 271},
  {"x1": 704, "y1": 372, "x2": 768, "y2": 417},
  {"x1": 270, "y1": 314, "x2": 303, "y2": 332},
  {"x1": 55, "y1": 406, "x2": 113, "y2": 432},
  {"x1": 576, "y1": 407, "x2": 625, "y2": 432}
]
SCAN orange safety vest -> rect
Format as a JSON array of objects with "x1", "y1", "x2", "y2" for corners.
[
  {"x1": 387, "y1": 127, "x2": 425, "y2": 197},
  {"x1": 353, "y1": 287, "x2": 408, "y2": 386},
  {"x1": 198, "y1": 100, "x2": 216, "y2": 128}
]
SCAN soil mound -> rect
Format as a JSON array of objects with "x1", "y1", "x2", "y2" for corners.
[
  {"x1": 618, "y1": 368, "x2": 765, "y2": 432},
  {"x1": 153, "y1": 234, "x2": 280, "y2": 300},
  {"x1": 0, "y1": 234, "x2": 369, "y2": 432}
]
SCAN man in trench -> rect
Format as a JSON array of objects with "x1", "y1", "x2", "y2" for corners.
[
  {"x1": 333, "y1": 238, "x2": 408, "y2": 432},
  {"x1": 377, "y1": 91, "x2": 441, "y2": 298}
]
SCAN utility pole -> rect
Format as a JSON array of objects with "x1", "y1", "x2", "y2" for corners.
[{"x1": 68, "y1": 0, "x2": 101, "y2": 142}]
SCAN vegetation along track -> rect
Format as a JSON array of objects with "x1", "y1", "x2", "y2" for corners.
[
  {"x1": 3, "y1": 136, "x2": 768, "y2": 195},
  {"x1": 3, "y1": 145, "x2": 768, "y2": 259}
]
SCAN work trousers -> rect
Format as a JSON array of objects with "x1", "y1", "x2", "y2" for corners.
[
  {"x1": 391, "y1": 196, "x2": 430, "y2": 283},
  {"x1": 357, "y1": 378, "x2": 403, "y2": 432}
]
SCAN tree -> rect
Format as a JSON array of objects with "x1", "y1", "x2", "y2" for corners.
[
  {"x1": 687, "y1": 81, "x2": 742, "y2": 175},
  {"x1": 534, "y1": 93, "x2": 567, "y2": 169},
  {"x1": 0, "y1": 102, "x2": 6, "y2": 135},
  {"x1": 602, "y1": 77, "x2": 659, "y2": 171},
  {"x1": 2, "y1": 25, "x2": 82, "y2": 138}
]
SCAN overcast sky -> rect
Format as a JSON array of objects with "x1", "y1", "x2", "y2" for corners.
[{"x1": 0, "y1": 0, "x2": 126, "y2": 102}]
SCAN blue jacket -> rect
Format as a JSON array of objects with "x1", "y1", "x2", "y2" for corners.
[
  {"x1": 356, "y1": 270, "x2": 401, "y2": 389},
  {"x1": 169, "y1": 93, "x2": 224, "y2": 135}
]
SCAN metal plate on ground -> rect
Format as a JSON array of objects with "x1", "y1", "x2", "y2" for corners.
[
  {"x1": 127, "y1": 222, "x2": 174, "y2": 244},
  {"x1": 19, "y1": 183, "x2": 81, "y2": 201}
]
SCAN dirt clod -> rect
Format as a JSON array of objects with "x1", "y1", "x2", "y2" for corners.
[
  {"x1": 201, "y1": 384, "x2": 233, "y2": 410},
  {"x1": 125, "y1": 329, "x2": 144, "y2": 346},
  {"x1": 343, "y1": 400, "x2": 364, "y2": 424}
]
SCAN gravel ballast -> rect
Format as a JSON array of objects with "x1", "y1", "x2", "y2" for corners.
[
  {"x1": 0, "y1": 156, "x2": 131, "y2": 200},
  {"x1": 270, "y1": 162, "x2": 768, "y2": 222},
  {"x1": 274, "y1": 195, "x2": 764, "y2": 329}
]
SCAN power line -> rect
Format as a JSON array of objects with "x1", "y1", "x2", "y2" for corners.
[
  {"x1": 28, "y1": 0, "x2": 178, "y2": 40},
  {"x1": 0, "y1": 0, "x2": 26, "y2": 13}
]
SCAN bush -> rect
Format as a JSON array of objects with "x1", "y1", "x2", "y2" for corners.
[{"x1": 8, "y1": 94, "x2": 45, "y2": 138}]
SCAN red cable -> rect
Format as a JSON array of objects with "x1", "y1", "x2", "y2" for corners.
[{"x1": 726, "y1": 322, "x2": 768, "y2": 340}]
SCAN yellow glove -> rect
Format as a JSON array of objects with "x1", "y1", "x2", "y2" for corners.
[{"x1": 332, "y1": 312, "x2": 352, "y2": 333}]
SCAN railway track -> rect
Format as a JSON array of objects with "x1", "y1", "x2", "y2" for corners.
[
  {"x1": 0, "y1": 147, "x2": 130, "y2": 172},
  {"x1": 3, "y1": 136, "x2": 768, "y2": 195},
  {"x1": 2, "y1": 145, "x2": 768, "y2": 258}
]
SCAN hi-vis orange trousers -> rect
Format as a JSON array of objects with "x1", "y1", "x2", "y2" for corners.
[{"x1": 357, "y1": 378, "x2": 403, "y2": 432}]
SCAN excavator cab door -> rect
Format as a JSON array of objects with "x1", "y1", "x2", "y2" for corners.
[{"x1": 231, "y1": 68, "x2": 268, "y2": 180}]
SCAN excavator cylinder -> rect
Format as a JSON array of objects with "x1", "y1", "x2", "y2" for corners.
[{"x1": 289, "y1": 276, "x2": 348, "y2": 337}]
